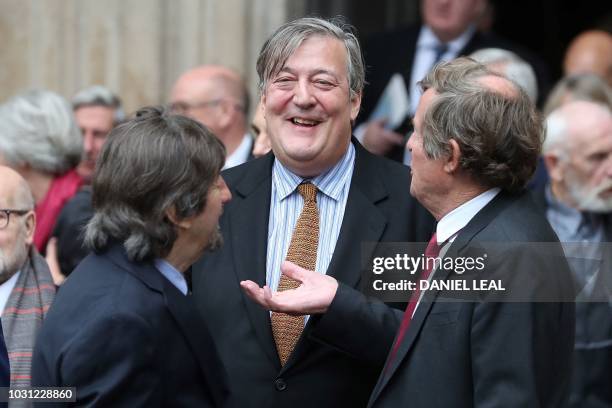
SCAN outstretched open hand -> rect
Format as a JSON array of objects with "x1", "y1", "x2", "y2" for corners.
[{"x1": 240, "y1": 261, "x2": 339, "y2": 315}]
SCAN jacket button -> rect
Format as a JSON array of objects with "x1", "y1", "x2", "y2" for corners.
[{"x1": 275, "y1": 378, "x2": 287, "y2": 391}]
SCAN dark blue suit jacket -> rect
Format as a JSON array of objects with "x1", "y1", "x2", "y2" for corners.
[{"x1": 31, "y1": 244, "x2": 229, "y2": 407}]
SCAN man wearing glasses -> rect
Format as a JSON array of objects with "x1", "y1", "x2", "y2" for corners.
[
  {"x1": 0, "y1": 165, "x2": 56, "y2": 391},
  {"x1": 171, "y1": 65, "x2": 254, "y2": 169}
]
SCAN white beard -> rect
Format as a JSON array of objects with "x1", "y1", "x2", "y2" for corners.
[{"x1": 566, "y1": 175, "x2": 612, "y2": 213}]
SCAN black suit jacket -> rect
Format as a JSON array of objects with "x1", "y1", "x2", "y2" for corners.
[
  {"x1": 31, "y1": 245, "x2": 228, "y2": 407},
  {"x1": 359, "y1": 26, "x2": 551, "y2": 161},
  {"x1": 310, "y1": 190, "x2": 574, "y2": 407},
  {"x1": 192, "y1": 141, "x2": 434, "y2": 408},
  {"x1": 366, "y1": 190, "x2": 575, "y2": 407}
]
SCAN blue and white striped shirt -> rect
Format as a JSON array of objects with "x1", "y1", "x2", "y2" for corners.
[{"x1": 266, "y1": 143, "x2": 355, "y2": 294}]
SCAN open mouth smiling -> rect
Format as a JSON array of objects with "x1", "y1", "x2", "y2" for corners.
[{"x1": 290, "y1": 117, "x2": 322, "y2": 127}]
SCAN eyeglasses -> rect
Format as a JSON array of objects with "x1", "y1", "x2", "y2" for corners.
[
  {"x1": 0, "y1": 209, "x2": 31, "y2": 230},
  {"x1": 169, "y1": 99, "x2": 223, "y2": 115}
]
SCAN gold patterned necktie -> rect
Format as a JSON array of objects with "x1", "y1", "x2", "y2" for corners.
[{"x1": 271, "y1": 182, "x2": 319, "y2": 366}]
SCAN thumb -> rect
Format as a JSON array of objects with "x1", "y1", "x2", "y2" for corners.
[{"x1": 280, "y1": 261, "x2": 309, "y2": 283}]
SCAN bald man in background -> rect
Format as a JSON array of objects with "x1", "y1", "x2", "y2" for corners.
[
  {"x1": 564, "y1": 30, "x2": 612, "y2": 86},
  {"x1": 0, "y1": 166, "x2": 55, "y2": 392},
  {"x1": 171, "y1": 65, "x2": 253, "y2": 168}
]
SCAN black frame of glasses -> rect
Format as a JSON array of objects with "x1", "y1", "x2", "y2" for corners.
[{"x1": 0, "y1": 209, "x2": 31, "y2": 229}]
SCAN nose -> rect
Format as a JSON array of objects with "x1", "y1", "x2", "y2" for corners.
[
  {"x1": 219, "y1": 176, "x2": 232, "y2": 204},
  {"x1": 406, "y1": 133, "x2": 414, "y2": 151},
  {"x1": 83, "y1": 131, "x2": 94, "y2": 154},
  {"x1": 293, "y1": 80, "x2": 315, "y2": 109}
]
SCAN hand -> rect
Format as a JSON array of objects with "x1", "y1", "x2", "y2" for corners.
[
  {"x1": 45, "y1": 237, "x2": 66, "y2": 286},
  {"x1": 362, "y1": 119, "x2": 405, "y2": 156},
  {"x1": 240, "y1": 261, "x2": 339, "y2": 315}
]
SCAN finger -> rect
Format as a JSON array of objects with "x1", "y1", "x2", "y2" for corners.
[
  {"x1": 240, "y1": 280, "x2": 269, "y2": 308},
  {"x1": 280, "y1": 261, "x2": 311, "y2": 283}
]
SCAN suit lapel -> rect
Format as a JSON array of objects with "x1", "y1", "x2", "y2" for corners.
[
  {"x1": 371, "y1": 191, "x2": 516, "y2": 404},
  {"x1": 229, "y1": 154, "x2": 280, "y2": 367},
  {"x1": 164, "y1": 283, "x2": 227, "y2": 406},
  {"x1": 106, "y1": 244, "x2": 226, "y2": 404}
]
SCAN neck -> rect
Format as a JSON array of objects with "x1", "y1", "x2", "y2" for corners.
[
  {"x1": 551, "y1": 181, "x2": 577, "y2": 209},
  {"x1": 430, "y1": 185, "x2": 489, "y2": 221},
  {"x1": 223, "y1": 129, "x2": 246, "y2": 157},
  {"x1": 163, "y1": 236, "x2": 200, "y2": 274}
]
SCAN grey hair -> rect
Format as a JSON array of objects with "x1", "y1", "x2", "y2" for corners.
[
  {"x1": 469, "y1": 48, "x2": 538, "y2": 103},
  {"x1": 543, "y1": 101, "x2": 611, "y2": 156},
  {"x1": 84, "y1": 106, "x2": 225, "y2": 262},
  {"x1": 419, "y1": 57, "x2": 542, "y2": 192},
  {"x1": 543, "y1": 73, "x2": 612, "y2": 116},
  {"x1": 0, "y1": 90, "x2": 83, "y2": 175},
  {"x1": 256, "y1": 16, "x2": 365, "y2": 99},
  {"x1": 72, "y1": 85, "x2": 125, "y2": 123}
]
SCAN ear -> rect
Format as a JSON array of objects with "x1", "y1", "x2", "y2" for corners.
[
  {"x1": 350, "y1": 91, "x2": 362, "y2": 122},
  {"x1": 543, "y1": 153, "x2": 564, "y2": 182},
  {"x1": 217, "y1": 101, "x2": 235, "y2": 129},
  {"x1": 23, "y1": 211, "x2": 36, "y2": 245},
  {"x1": 260, "y1": 94, "x2": 267, "y2": 119},
  {"x1": 165, "y1": 206, "x2": 192, "y2": 230},
  {"x1": 443, "y1": 139, "x2": 462, "y2": 173}
]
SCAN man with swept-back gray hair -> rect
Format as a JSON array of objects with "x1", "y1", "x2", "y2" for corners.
[
  {"x1": 32, "y1": 107, "x2": 231, "y2": 406},
  {"x1": 72, "y1": 85, "x2": 124, "y2": 182},
  {"x1": 0, "y1": 90, "x2": 83, "y2": 253},
  {"x1": 46, "y1": 85, "x2": 124, "y2": 282},
  {"x1": 193, "y1": 16, "x2": 433, "y2": 408}
]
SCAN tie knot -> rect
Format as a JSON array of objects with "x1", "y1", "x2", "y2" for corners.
[{"x1": 298, "y1": 182, "x2": 318, "y2": 203}]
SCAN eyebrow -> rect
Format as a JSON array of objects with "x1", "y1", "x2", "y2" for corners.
[{"x1": 279, "y1": 67, "x2": 339, "y2": 79}]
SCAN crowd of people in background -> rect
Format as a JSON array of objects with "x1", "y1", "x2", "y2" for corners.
[{"x1": 0, "y1": 0, "x2": 611, "y2": 406}]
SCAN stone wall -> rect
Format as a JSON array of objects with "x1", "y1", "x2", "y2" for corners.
[{"x1": 0, "y1": 0, "x2": 302, "y2": 115}]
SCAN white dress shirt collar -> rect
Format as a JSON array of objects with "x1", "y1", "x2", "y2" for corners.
[
  {"x1": 223, "y1": 134, "x2": 253, "y2": 170},
  {"x1": 0, "y1": 271, "x2": 20, "y2": 315},
  {"x1": 436, "y1": 188, "x2": 501, "y2": 245}
]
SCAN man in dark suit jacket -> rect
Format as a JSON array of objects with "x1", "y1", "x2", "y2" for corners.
[
  {"x1": 537, "y1": 100, "x2": 612, "y2": 407},
  {"x1": 32, "y1": 107, "x2": 231, "y2": 406},
  {"x1": 243, "y1": 58, "x2": 575, "y2": 407},
  {"x1": 358, "y1": 0, "x2": 550, "y2": 162},
  {"x1": 193, "y1": 17, "x2": 433, "y2": 408}
]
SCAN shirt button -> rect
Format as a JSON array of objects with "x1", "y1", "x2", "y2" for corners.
[{"x1": 275, "y1": 378, "x2": 287, "y2": 391}]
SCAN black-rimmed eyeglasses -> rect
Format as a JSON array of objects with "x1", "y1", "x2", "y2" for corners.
[
  {"x1": 0, "y1": 209, "x2": 31, "y2": 230},
  {"x1": 169, "y1": 99, "x2": 223, "y2": 115}
]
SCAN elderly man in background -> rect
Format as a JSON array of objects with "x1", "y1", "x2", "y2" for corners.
[
  {"x1": 469, "y1": 47, "x2": 538, "y2": 103},
  {"x1": 47, "y1": 86, "x2": 124, "y2": 282},
  {"x1": 539, "y1": 101, "x2": 612, "y2": 407},
  {"x1": 564, "y1": 30, "x2": 612, "y2": 86},
  {"x1": 171, "y1": 64, "x2": 253, "y2": 168},
  {"x1": 0, "y1": 166, "x2": 55, "y2": 395},
  {"x1": 72, "y1": 85, "x2": 124, "y2": 183},
  {"x1": 0, "y1": 90, "x2": 83, "y2": 254},
  {"x1": 32, "y1": 107, "x2": 231, "y2": 406}
]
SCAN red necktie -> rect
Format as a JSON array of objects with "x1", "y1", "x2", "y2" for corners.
[{"x1": 386, "y1": 232, "x2": 441, "y2": 366}]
